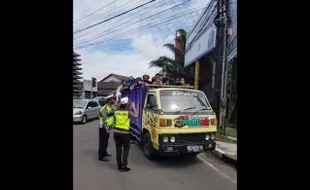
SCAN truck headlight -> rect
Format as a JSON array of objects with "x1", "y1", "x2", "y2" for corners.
[
  {"x1": 170, "y1": 136, "x2": 176, "y2": 143},
  {"x1": 163, "y1": 136, "x2": 169, "y2": 143},
  {"x1": 211, "y1": 133, "x2": 215, "y2": 140},
  {"x1": 205, "y1": 134, "x2": 210, "y2": 140}
]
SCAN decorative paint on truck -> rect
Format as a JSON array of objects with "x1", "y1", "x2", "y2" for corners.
[
  {"x1": 174, "y1": 115, "x2": 210, "y2": 128},
  {"x1": 121, "y1": 86, "x2": 217, "y2": 160}
]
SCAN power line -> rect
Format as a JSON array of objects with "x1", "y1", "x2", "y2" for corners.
[
  {"x1": 74, "y1": 0, "x2": 118, "y2": 24},
  {"x1": 75, "y1": 0, "x2": 192, "y2": 46},
  {"x1": 75, "y1": 12, "x2": 201, "y2": 49},
  {"x1": 74, "y1": 0, "x2": 139, "y2": 33},
  {"x1": 75, "y1": 9, "x2": 203, "y2": 49},
  {"x1": 82, "y1": 62, "x2": 159, "y2": 74},
  {"x1": 74, "y1": 0, "x2": 156, "y2": 34},
  {"x1": 75, "y1": 3, "x2": 204, "y2": 48},
  {"x1": 74, "y1": 0, "x2": 168, "y2": 40}
]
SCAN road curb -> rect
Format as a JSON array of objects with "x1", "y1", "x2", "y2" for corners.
[
  {"x1": 212, "y1": 148, "x2": 237, "y2": 168},
  {"x1": 227, "y1": 136, "x2": 237, "y2": 143}
]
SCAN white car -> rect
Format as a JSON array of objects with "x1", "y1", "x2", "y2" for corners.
[{"x1": 73, "y1": 99, "x2": 101, "y2": 124}]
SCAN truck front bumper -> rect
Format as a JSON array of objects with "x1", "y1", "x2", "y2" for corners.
[
  {"x1": 157, "y1": 133, "x2": 216, "y2": 156},
  {"x1": 159, "y1": 142, "x2": 215, "y2": 155}
]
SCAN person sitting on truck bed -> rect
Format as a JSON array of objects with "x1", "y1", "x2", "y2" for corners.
[
  {"x1": 126, "y1": 76, "x2": 135, "y2": 88},
  {"x1": 142, "y1": 74, "x2": 152, "y2": 84},
  {"x1": 151, "y1": 77, "x2": 155, "y2": 83},
  {"x1": 180, "y1": 77, "x2": 186, "y2": 85},
  {"x1": 169, "y1": 77, "x2": 176, "y2": 85},
  {"x1": 173, "y1": 77, "x2": 182, "y2": 85},
  {"x1": 162, "y1": 77, "x2": 169, "y2": 85},
  {"x1": 116, "y1": 80, "x2": 128, "y2": 102},
  {"x1": 130, "y1": 77, "x2": 143, "y2": 90},
  {"x1": 152, "y1": 73, "x2": 162, "y2": 85}
]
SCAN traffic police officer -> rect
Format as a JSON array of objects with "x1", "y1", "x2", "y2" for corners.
[
  {"x1": 113, "y1": 97, "x2": 138, "y2": 171},
  {"x1": 98, "y1": 94, "x2": 116, "y2": 162}
]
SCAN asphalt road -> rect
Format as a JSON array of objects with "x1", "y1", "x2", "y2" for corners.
[{"x1": 74, "y1": 120, "x2": 237, "y2": 190}]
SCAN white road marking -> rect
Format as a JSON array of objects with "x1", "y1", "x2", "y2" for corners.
[
  {"x1": 215, "y1": 147, "x2": 225, "y2": 155},
  {"x1": 197, "y1": 154, "x2": 237, "y2": 184}
]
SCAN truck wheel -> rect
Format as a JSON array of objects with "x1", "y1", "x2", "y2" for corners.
[{"x1": 143, "y1": 132, "x2": 156, "y2": 160}]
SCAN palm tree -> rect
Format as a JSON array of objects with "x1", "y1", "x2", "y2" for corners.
[{"x1": 149, "y1": 29, "x2": 193, "y2": 81}]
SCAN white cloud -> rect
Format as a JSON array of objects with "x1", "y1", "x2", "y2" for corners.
[
  {"x1": 78, "y1": 33, "x2": 174, "y2": 81},
  {"x1": 74, "y1": 0, "x2": 210, "y2": 81}
]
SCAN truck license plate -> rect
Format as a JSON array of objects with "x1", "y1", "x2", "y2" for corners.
[{"x1": 187, "y1": 145, "x2": 203, "y2": 152}]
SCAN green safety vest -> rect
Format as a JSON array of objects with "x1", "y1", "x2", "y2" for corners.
[
  {"x1": 99, "y1": 104, "x2": 114, "y2": 126},
  {"x1": 114, "y1": 109, "x2": 130, "y2": 131}
]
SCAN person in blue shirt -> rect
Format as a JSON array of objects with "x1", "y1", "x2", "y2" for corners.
[{"x1": 126, "y1": 76, "x2": 135, "y2": 88}]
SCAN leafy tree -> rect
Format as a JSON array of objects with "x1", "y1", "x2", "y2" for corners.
[{"x1": 149, "y1": 29, "x2": 193, "y2": 82}]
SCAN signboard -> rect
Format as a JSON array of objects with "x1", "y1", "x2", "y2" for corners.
[
  {"x1": 187, "y1": 0, "x2": 217, "y2": 45},
  {"x1": 227, "y1": 0, "x2": 237, "y2": 62},
  {"x1": 184, "y1": 25, "x2": 216, "y2": 67},
  {"x1": 184, "y1": 0, "x2": 217, "y2": 67},
  {"x1": 174, "y1": 115, "x2": 210, "y2": 128}
]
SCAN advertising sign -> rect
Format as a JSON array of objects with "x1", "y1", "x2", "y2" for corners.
[
  {"x1": 227, "y1": 0, "x2": 237, "y2": 62},
  {"x1": 174, "y1": 115, "x2": 210, "y2": 128},
  {"x1": 184, "y1": 0, "x2": 217, "y2": 67},
  {"x1": 184, "y1": 24, "x2": 216, "y2": 67},
  {"x1": 187, "y1": 0, "x2": 217, "y2": 45}
]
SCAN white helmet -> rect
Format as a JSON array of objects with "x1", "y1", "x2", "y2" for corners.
[
  {"x1": 105, "y1": 94, "x2": 116, "y2": 100},
  {"x1": 120, "y1": 97, "x2": 129, "y2": 105}
]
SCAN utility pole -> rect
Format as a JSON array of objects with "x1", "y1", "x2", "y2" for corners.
[
  {"x1": 91, "y1": 77, "x2": 97, "y2": 99},
  {"x1": 214, "y1": 0, "x2": 229, "y2": 135},
  {"x1": 194, "y1": 60, "x2": 200, "y2": 90}
]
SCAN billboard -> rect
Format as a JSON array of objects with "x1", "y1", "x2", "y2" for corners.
[
  {"x1": 186, "y1": 0, "x2": 217, "y2": 45},
  {"x1": 185, "y1": 0, "x2": 217, "y2": 67},
  {"x1": 184, "y1": 25, "x2": 216, "y2": 67},
  {"x1": 227, "y1": 0, "x2": 237, "y2": 62}
]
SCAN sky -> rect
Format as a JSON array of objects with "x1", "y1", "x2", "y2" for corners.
[{"x1": 74, "y1": 0, "x2": 209, "y2": 81}]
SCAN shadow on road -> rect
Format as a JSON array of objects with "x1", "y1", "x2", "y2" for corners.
[
  {"x1": 152, "y1": 156, "x2": 201, "y2": 168},
  {"x1": 73, "y1": 118, "x2": 99, "y2": 125}
]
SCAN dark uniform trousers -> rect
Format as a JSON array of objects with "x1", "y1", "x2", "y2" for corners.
[
  {"x1": 98, "y1": 127, "x2": 110, "y2": 159},
  {"x1": 114, "y1": 132, "x2": 130, "y2": 167}
]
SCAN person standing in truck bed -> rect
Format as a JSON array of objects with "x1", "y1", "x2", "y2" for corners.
[{"x1": 113, "y1": 97, "x2": 138, "y2": 172}]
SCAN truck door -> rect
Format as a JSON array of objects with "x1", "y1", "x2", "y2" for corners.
[{"x1": 143, "y1": 93, "x2": 159, "y2": 142}]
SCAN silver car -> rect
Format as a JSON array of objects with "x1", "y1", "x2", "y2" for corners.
[
  {"x1": 93, "y1": 96, "x2": 106, "y2": 101},
  {"x1": 73, "y1": 99, "x2": 101, "y2": 124}
]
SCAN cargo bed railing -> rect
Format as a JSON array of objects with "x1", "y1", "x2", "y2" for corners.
[{"x1": 147, "y1": 84, "x2": 194, "y2": 89}]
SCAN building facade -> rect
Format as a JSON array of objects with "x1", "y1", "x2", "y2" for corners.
[
  {"x1": 97, "y1": 73, "x2": 130, "y2": 96},
  {"x1": 73, "y1": 52, "x2": 83, "y2": 98},
  {"x1": 82, "y1": 79, "x2": 97, "y2": 99}
]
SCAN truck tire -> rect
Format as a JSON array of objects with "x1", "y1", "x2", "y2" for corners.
[{"x1": 143, "y1": 132, "x2": 156, "y2": 160}]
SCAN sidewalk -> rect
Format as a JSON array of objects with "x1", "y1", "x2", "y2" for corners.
[{"x1": 212, "y1": 141, "x2": 237, "y2": 167}]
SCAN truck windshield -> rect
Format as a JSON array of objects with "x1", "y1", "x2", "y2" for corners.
[{"x1": 159, "y1": 90, "x2": 211, "y2": 112}]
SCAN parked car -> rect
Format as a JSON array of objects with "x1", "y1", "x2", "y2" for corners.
[
  {"x1": 73, "y1": 99, "x2": 101, "y2": 124},
  {"x1": 93, "y1": 96, "x2": 106, "y2": 101}
]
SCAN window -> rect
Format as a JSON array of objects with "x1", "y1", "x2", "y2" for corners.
[
  {"x1": 159, "y1": 90, "x2": 211, "y2": 112},
  {"x1": 73, "y1": 99, "x2": 87, "y2": 108},
  {"x1": 91, "y1": 101, "x2": 99, "y2": 107},
  {"x1": 146, "y1": 94, "x2": 157, "y2": 109},
  {"x1": 86, "y1": 102, "x2": 92, "y2": 109}
]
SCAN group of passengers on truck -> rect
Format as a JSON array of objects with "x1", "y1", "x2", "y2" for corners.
[{"x1": 116, "y1": 73, "x2": 192, "y2": 102}]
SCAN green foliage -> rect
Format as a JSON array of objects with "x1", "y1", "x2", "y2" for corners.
[{"x1": 149, "y1": 29, "x2": 192, "y2": 80}]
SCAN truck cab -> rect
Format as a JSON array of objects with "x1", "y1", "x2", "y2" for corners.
[{"x1": 122, "y1": 85, "x2": 217, "y2": 159}]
